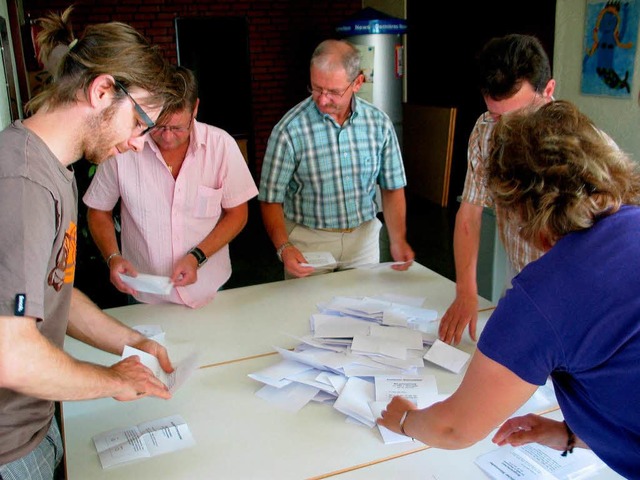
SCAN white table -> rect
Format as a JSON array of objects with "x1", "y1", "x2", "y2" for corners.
[
  {"x1": 65, "y1": 263, "x2": 494, "y2": 368},
  {"x1": 62, "y1": 264, "x2": 621, "y2": 479}
]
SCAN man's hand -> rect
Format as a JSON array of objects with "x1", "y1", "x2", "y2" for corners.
[
  {"x1": 493, "y1": 414, "x2": 570, "y2": 451},
  {"x1": 377, "y1": 395, "x2": 418, "y2": 434},
  {"x1": 132, "y1": 338, "x2": 174, "y2": 374},
  {"x1": 389, "y1": 240, "x2": 414, "y2": 271},
  {"x1": 282, "y1": 245, "x2": 314, "y2": 278},
  {"x1": 171, "y1": 254, "x2": 198, "y2": 287},
  {"x1": 439, "y1": 293, "x2": 479, "y2": 345},
  {"x1": 109, "y1": 256, "x2": 139, "y2": 295},
  {"x1": 109, "y1": 356, "x2": 171, "y2": 401}
]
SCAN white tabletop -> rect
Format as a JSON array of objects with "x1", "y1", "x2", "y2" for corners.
[
  {"x1": 63, "y1": 354, "x2": 461, "y2": 479},
  {"x1": 64, "y1": 263, "x2": 494, "y2": 369},
  {"x1": 62, "y1": 263, "x2": 624, "y2": 480}
]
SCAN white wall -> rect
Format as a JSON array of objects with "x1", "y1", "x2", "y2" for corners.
[{"x1": 555, "y1": 0, "x2": 640, "y2": 160}]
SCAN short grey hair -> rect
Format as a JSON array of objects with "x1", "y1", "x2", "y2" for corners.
[{"x1": 311, "y1": 39, "x2": 361, "y2": 81}]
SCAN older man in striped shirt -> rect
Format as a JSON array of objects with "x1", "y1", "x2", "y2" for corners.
[{"x1": 259, "y1": 39, "x2": 414, "y2": 278}]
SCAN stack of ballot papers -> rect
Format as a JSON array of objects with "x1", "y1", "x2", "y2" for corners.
[
  {"x1": 249, "y1": 294, "x2": 560, "y2": 444},
  {"x1": 248, "y1": 294, "x2": 499, "y2": 444}
]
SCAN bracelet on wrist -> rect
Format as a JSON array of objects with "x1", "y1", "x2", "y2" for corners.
[
  {"x1": 276, "y1": 241, "x2": 293, "y2": 262},
  {"x1": 561, "y1": 420, "x2": 576, "y2": 456},
  {"x1": 105, "y1": 252, "x2": 121, "y2": 268},
  {"x1": 399, "y1": 410, "x2": 415, "y2": 440}
]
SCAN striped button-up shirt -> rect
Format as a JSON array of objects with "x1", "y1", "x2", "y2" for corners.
[
  {"x1": 258, "y1": 96, "x2": 406, "y2": 230},
  {"x1": 84, "y1": 120, "x2": 258, "y2": 308},
  {"x1": 462, "y1": 115, "x2": 544, "y2": 273}
]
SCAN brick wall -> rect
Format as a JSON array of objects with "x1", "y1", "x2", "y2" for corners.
[{"x1": 23, "y1": 0, "x2": 362, "y2": 176}]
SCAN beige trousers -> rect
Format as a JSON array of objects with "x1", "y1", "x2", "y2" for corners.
[{"x1": 284, "y1": 218, "x2": 382, "y2": 278}]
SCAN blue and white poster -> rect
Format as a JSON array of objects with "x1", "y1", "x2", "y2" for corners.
[{"x1": 582, "y1": 0, "x2": 640, "y2": 97}]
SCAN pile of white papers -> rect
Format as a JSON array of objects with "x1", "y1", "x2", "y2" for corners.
[{"x1": 249, "y1": 294, "x2": 478, "y2": 443}]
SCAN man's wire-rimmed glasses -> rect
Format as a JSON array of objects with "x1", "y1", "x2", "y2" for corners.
[
  {"x1": 307, "y1": 77, "x2": 357, "y2": 101},
  {"x1": 114, "y1": 80, "x2": 155, "y2": 136},
  {"x1": 153, "y1": 114, "x2": 194, "y2": 134}
]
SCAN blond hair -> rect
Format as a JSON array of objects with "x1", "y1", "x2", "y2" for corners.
[{"x1": 487, "y1": 100, "x2": 640, "y2": 245}]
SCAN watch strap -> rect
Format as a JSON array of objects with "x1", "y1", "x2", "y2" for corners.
[{"x1": 188, "y1": 247, "x2": 208, "y2": 268}]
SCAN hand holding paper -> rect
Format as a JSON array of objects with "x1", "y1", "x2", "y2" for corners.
[
  {"x1": 110, "y1": 355, "x2": 171, "y2": 401},
  {"x1": 299, "y1": 251, "x2": 337, "y2": 268},
  {"x1": 122, "y1": 346, "x2": 199, "y2": 394}
]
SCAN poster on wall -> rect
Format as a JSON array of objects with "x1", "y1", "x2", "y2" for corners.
[
  {"x1": 355, "y1": 45, "x2": 375, "y2": 104},
  {"x1": 581, "y1": 0, "x2": 640, "y2": 98}
]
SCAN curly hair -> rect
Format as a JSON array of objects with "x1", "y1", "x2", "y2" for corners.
[{"x1": 486, "y1": 100, "x2": 640, "y2": 247}]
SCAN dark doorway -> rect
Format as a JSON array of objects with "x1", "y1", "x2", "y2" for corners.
[
  {"x1": 175, "y1": 16, "x2": 253, "y2": 165},
  {"x1": 405, "y1": 0, "x2": 557, "y2": 207}
]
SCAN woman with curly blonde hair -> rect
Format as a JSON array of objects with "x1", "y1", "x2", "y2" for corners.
[{"x1": 379, "y1": 101, "x2": 640, "y2": 479}]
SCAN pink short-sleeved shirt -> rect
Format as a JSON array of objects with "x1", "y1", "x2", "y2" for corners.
[{"x1": 83, "y1": 120, "x2": 258, "y2": 308}]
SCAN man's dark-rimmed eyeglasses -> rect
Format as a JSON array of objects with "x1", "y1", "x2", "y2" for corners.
[{"x1": 114, "y1": 80, "x2": 155, "y2": 136}]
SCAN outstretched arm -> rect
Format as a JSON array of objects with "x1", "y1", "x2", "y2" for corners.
[
  {"x1": 0, "y1": 290, "x2": 173, "y2": 402},
  {"x1": 439, "y1": 201, "x2": 483, "y2": 345},
  {"x1": 378, "y1": 350, "x2": 537, "y2": 449}
]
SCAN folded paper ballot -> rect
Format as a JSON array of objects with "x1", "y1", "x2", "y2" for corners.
[
  {"x1": 333, "y1": 377, "x2": 377, "y2": 427},
  {"x1": 423, "y1": 339, "x2": 471, "y2": 374},
  {"x1": 93, "y1": 415, "x2": 195, "y2": 469},
  {"x1": 475, "y1": 442, "x2": 606, "y2": 479},
  {"x1": 118, "y1": 272, "x2": 173, "y2": 295},
  {"x1": 299, "y1": 251, "x2": 337, "y2": 268}
]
